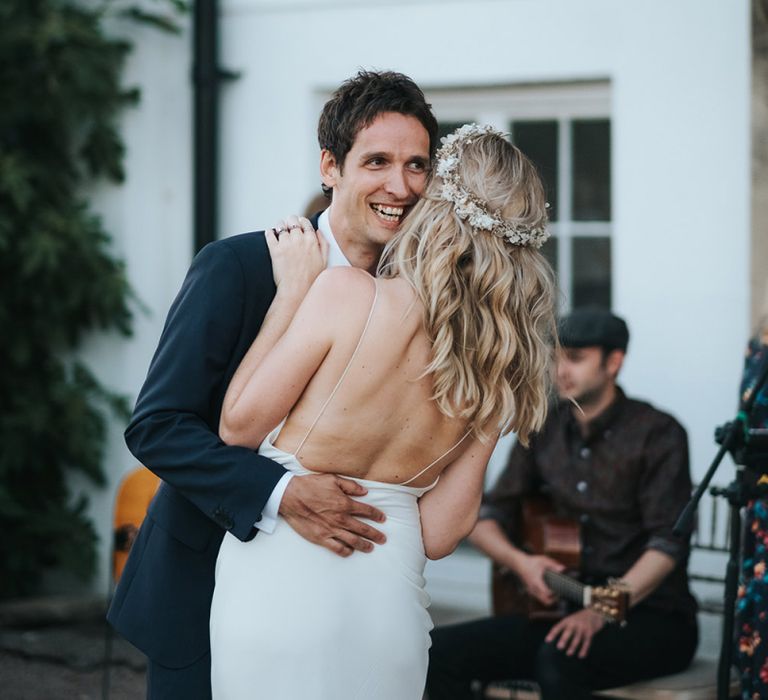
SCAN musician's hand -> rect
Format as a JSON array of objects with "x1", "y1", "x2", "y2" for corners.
[
  {"x1": 279, "y1": 473, "x2": 386, "y2": 557},
  {"x1": 518, "y1": 554, "x2": 565, "y2": 606},
  {"x1": 545, "y1": 608, "x2": 606, "y2": 658}
]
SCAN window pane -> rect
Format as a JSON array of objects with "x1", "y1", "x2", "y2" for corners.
[
  {"x1": 511, "y1": 121, "x2": 559, "y2": 221},
  {"x1": 540, "y1": 235, "x2": 559, "y2": 277},
  {"x1": 572, "y1": 236, "x2": 611, "y2": 308},
  {"x1": 572, "y1": 120, "x2": 611, "y2": 221}
]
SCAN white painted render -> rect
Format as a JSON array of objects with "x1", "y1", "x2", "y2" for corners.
[{"x1": 77, "y1": 0, "x2": 750, "y2": 617}]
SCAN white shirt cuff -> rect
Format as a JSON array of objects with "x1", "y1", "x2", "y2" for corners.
[{"x1": 255, "y1": 472, "x2": 294, "y2": 534}]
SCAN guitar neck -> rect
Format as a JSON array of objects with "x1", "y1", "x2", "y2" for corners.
[{"x1": 543, "y1": 570, "x2": 590, "y2": 608}]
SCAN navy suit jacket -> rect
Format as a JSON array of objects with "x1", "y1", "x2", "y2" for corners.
[{"x1": 107, "y1": 227, "x2": 300, "y2": 668}]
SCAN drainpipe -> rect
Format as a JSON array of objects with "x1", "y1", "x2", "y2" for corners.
[{"x1": 192, "y1": 0, "x2": 238, "y2": 254}]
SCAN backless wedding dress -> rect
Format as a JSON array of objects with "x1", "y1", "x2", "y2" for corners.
[{"x1": 210, "y1": 280, "x2": 466, "y2": 699}]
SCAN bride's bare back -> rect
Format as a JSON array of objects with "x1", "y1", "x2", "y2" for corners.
[
  {"x1": 220, "y1": 261, "x2": 496, "y2": 558},
  {"x1": 274, "y1": 268, "x2": 470, "y2": 488}
]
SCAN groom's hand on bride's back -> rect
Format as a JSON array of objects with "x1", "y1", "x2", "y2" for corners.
[{"x1": 278, "y1": 475, "x2": 387, "y2": 556}]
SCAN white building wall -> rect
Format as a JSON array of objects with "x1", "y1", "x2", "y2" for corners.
[
  {"x1": 75, "y1": 18, "x2": 194, "y2": 592},
  {"x1": 79, "y1": 0, "x2": 750, "y2": 605}
]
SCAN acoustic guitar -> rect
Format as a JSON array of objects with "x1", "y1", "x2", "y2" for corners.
[{"x1": 492, "y1": 496, "x2": 629, "y2": 625}]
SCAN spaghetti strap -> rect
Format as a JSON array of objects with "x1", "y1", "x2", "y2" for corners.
[
  {"x1": 292, "y1": 277, "x2": 379, "y2": 456},
  {"x1": 398, "y1": 430, "x2": 472, "y2": 486}
]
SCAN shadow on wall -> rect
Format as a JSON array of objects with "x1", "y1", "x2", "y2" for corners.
[{"x1": 303, "y1": 191, "x2": 329, "y2": 219}]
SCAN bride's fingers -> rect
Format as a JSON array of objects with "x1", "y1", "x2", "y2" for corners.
[
  {"x1": 294, "y1": 216, "x2": 322, "y2": 258},
  {"x1": 297, "y1": 216, "x2": 313, "y2": 231},
  {"x1": 295, "y1": 217, "x2": 328, "y2": 258},
  {"x1": 280, "y1": 215, "x2": 322, "y2": 262},
  {"x1": 285, "y1": 215, "x2": 303, "y2": 236},
  {"x1": 270, "y1": 219, "x2": 287, "y2": 239},
  {"x1": 265, "y1": 227, "x2": 278, "y2": 252}
]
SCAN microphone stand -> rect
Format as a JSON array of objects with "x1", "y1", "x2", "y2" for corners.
[{"x1": 674, "y1": 355, "x2": 768, "y2": 700}]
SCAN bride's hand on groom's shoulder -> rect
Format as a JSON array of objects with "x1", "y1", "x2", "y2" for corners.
[
  {"x1": 266, "y1": 215, "x2": 329, "y2": 299},
  {"x1": 278, "y1": 473, "x2": 387, "y2": 557}
]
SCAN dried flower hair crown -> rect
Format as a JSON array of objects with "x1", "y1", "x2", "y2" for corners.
[{"x1": 435, "y1": 123, "x2": 550, "y2": 249}]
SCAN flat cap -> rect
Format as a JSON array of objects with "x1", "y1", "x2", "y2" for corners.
[{"x1": 558, "y1": 308, "x2": 629, "y2": 352}]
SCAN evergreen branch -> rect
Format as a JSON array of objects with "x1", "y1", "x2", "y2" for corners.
[{"x1": 0, "y1": 0, "x2": 184, "y2": 598}]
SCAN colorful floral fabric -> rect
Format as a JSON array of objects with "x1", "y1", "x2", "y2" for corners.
[{"x1": 736, "y1": 339, "x2": 768, "y2": 699}]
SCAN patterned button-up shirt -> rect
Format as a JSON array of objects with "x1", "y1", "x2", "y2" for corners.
[{"x1": 481, "y1": 388, "x2": 698, "y2": 621}]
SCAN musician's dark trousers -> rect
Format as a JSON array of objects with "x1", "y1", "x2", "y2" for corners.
[{"x1": 426, "y1": 605, "x2": 698, "y2": 700}]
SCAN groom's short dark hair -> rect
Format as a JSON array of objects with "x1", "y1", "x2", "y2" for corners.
[{"x1": 317, "y1": 70, "x2": 438, "y2": 190}]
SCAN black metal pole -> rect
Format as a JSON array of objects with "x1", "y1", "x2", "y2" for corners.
[
  {"x1": 711, "y1": 479, "x2": 742, "y2": 699},
  {"x1": 193, "y1": 0, "x2": 219, "y2": 254}
]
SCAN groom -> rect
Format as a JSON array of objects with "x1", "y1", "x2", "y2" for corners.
[{"x1": 108, "y1": 70, "x2": 438, "y2": 698}]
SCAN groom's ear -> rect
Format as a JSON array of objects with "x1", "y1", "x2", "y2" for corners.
[{"x1": 320, "y1": 149, "x2": 339, "y2": 190}]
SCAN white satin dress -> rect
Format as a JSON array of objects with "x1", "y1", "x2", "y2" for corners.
[{"x1": 209, "y1": 281, "x2": 467, "y2": 699}]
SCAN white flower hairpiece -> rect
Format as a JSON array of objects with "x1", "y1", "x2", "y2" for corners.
[{"x1": 435, "y1": 123, "x2": 550, "y2": 249}]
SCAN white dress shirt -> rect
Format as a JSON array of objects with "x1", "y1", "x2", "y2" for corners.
[{"x1": 256, "y1": 208, "x2": 350, "y2": 532}]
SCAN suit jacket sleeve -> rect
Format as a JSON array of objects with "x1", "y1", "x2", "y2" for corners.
[{"x1": 124, "y1": 238, "x2": 286, "y2": 541}]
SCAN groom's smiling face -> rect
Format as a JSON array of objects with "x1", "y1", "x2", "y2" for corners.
[{"x1": 321, "y1": 111, "x2": 431, "y2": 253}]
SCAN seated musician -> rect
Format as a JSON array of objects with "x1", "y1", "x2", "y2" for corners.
[{"x1": 426, "y1": 308, "x2": 698, "y2": 700}]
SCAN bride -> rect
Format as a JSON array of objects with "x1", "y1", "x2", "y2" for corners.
[{"x1": 209, "y1": 124, "x2": 556, "y2": 699}]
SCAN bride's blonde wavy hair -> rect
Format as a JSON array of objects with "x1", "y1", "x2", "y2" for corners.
[{"x1": 378, "y1": 131, "x2": 556, "y2": 445}]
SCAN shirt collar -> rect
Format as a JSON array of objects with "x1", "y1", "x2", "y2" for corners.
[
  {"x1": 565, "y1": 386, "x2": 627, "y2": 443},
  {"x1": 317, "y1": 209, "x2": 351, "y2": 268}
]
